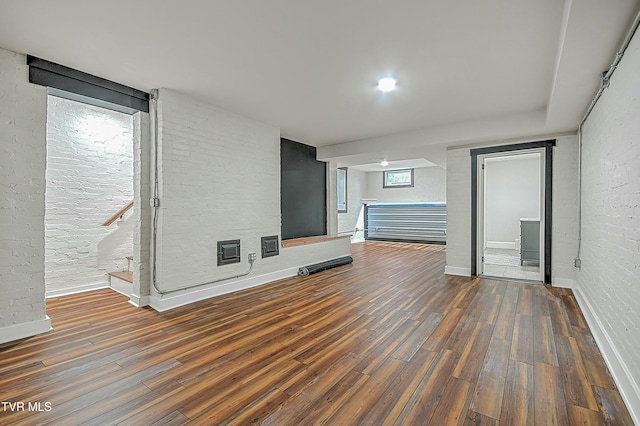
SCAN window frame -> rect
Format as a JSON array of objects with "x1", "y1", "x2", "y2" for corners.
[
  {"x1": 337, "y1": 167, "x2": 348, "y2": 213},
  {"x1": 383, "y1": 168, "x2": 414, "y2": 188}
]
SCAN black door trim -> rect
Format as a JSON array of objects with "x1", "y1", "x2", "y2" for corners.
[
  {"x1": 470, "y1": 140, "x2": 555, "y2": 283},
  {"x1": 27, "y1": 55, "x2": 149, "y2": 113}
]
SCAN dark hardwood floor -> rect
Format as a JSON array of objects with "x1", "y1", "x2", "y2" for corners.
[{"x1": 0, "y1": 241, "x2": 633, "y2": 425}]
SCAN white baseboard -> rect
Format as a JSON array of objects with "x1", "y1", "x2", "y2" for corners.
[
  {"x1": 45, "y1": 282, "x2": 109, "y2": 298},
  {"x1": 551, "y1": 277, "x2": 575, "y2": 289},
  {"x1": 0, "y1": 316, "x2": 52, "y2": 344},
  {"x1": 486, "y1": 241, "x2": 516, "y2": 250},
  {"x1": 129, "y1": 294, "x2": 150, "y2": 307},
  {"x1": 572, "y1": 285, "x2": 640, "y2": 425},
  {"x1": 149, "y1": 267, "x2": 300, "y2": 312},
  {"x1": 444, "y1": 266, "x2": 471, "y2": 277}
]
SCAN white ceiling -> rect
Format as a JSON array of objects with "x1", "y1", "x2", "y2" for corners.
[{"x1": 0, "y1": 0, "x2": 638, "y2": 168}]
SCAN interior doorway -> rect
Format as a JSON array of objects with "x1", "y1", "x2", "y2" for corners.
[
  {"x1": 477, "y1": 151, "x2": 543, "y2": 281},
  {"x1": 44, "y1": 94, "x2": 135, "y2": 298},
  {"x1": 470, "y1": 140, "x2": 555, "y2": 283}
]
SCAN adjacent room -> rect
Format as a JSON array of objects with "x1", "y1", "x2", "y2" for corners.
[
  {"x1": 480, "y1": 152, "x2": 543, "y2": 281},
  {"x1": 45, "y1": 95, "x2": 135, "y2": 299},
  {"x1": 1, "y1": 1, "x2": 639, "y2": 424}
]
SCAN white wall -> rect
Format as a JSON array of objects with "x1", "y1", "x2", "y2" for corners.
[
  {"x1": 45, "y1": 97, "x2": 134, "y2": 296},
  {"x1": 445, "y1": 135, "x2": 579, "y2": 283},
  {"x1": 444, "y1": 148, "x2": 473, "y2": 276},
  {"x1": 132, "y1": 112, "x2": 152, "y2": 307},
  {"x1": 152, "y1": 89, "x2": 350, "y2": 310},
  {"x1": 337, "y1": 168, "x2": 366, "y2": 237},
  {"x1": 576, "y1": 30, "x2": 640, "y2": 420},
  {"x1": 0, "y1": 47, "x2": 50, "y2": 343},
  {"x1": 551, "y1": 137, "x2": 579, "y2": 288},
  {"x1": 484, "y1": 155, "x2": 540, "y2": 248},
  {"x1": 365, "y1": 166, "x2": 446, "y2": 203}
]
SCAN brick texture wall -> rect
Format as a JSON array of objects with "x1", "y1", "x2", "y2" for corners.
[
  {"x1": 45, "y1": 96, "x2": 134, "y2": 295},
  {"x1": 578, "y1": 31, "x2": 640, "y2": 392},
  {"x1": 0, "y1": 48, "x2": 48, "y2": 331},
  {"x1": 132, "y1": 112, "x2": 151, "y2": 303},
  {"x1": 551, "y1": 136, "x2": 579, "y2": 287},
  {"x1": 445, "y1": 148, "x2": 472, "y2": 274},
  {"x1": 154, "y1": 89, "x2": 349, "y2": 299},
  {"x1": 337, "y1": 168, "x2": 366, "y2": 236}
]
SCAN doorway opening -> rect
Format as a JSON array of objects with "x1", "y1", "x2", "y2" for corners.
[
  {"x1": 471, "y1": 140, "x2": 555, "y2": 283},
  {"x1": 478, "y1": 151, "x2": 543, "y2": 281},
  {"x1": 44, "y1": 95, "x2": 135, "y2": 298}
]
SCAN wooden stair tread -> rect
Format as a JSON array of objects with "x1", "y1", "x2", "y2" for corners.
[
  {"x1": 281, "y1": 234, "x2": 350, "y2": 248},
  {"x1": 108, "y1": 271, "x2": 133, "y2": 283}
]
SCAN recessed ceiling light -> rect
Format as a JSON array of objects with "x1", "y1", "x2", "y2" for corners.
[
  {"x1": 377, "y1": 76, "x2": 397, "y2": 92},
  {"x1": 380, "y1": 160, "x2": 389, "y2": 167}
]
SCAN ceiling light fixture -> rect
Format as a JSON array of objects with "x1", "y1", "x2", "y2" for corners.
[
  {"x1": 380, "y1": 160, "x2": 389, "y2": 167},
  {"x1": 377, "y1": 76, "x2": 397, "y2": 92}
]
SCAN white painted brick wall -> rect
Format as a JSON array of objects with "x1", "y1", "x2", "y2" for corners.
[
  {"x1": 45, "y1": 96, "x2": 133, "y2": 295},
  {"x1": 445, "y1": 136, "x2": 579, "y2": 282},
  {"x1": 578, "y1": 31, "x2": 640, "y2": 391},
  {"x1": 551, "y1": 136, "x2": 578, "y2": 286},
  {"x1": 0, "y1": 47, "x2": 48, "y2": 328},
  {"x1": 133, "y1": 112, "x2": 151, "y2": 302},
  {"x1": 327, "y1": 162, "x2": 338, "y2": 236},
  {"x1": 365, "y1": 166, "x2": 447, "y2": 203},
  {"x1": 338, "y1": 168, "x2": 366, "y2": 236},
  {"x1": 445, "y1": 148, "x2": 472, "y2": 272},
  {"x1": 154, "y1": 89, "x2": 349, "y2": 296}
]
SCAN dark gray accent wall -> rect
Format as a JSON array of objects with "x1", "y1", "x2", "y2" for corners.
[{"x1": 281, "y1": 138, "x2": 327, "y2": 239}]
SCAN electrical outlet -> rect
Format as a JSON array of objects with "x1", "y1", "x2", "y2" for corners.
[
  {"x1": 248, "y1": 252, "x2": 257, "y2": 262},
  {"x1": 574, "y1": 258, "x2": 581, "y2": 268}
]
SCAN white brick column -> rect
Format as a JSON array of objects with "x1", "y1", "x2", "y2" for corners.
[
  {"x1": 0, "y1": 47, "x2": 50, "y2": 343},
  {"x1": 132, "y1": 111, "x2": 152, "y2": 306}
]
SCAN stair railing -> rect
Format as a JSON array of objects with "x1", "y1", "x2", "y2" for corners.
[{"x1": 102, "y1": 200, "x2": 134, "y2": 226}]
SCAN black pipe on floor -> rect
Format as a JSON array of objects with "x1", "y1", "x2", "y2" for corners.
[{"x1": 297, "y1": 256, "x2": 353, "y2": 276}]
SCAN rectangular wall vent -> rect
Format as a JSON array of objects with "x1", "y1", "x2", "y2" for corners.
[
  {"x1": 261, "y1": 235, "x2": 279, "y2": 258},
  {"x1": 217, "y1": 239, "x2": 241, "y2": 266}
]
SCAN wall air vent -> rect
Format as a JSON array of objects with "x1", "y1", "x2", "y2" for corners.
[
  {"x1": 261, "y1": 235, "x2": 280, "y2": 258},
  {"x1": 217, "y1": 239, "x2": 241, "y2": 266}
]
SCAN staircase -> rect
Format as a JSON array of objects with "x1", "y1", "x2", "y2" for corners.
[{"x1": 108, "y1": 256, "x2": 133, "y2": 296}]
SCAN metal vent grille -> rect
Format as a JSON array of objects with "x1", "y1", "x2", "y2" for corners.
[
  {"x1": 261, "y1": 235, "x2": 280, "y2": 258},
  {"x1": 217, "y1": 239, "x2": 241, "y2": 266}
]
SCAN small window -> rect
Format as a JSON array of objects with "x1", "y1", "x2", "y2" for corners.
[
  {"x1": 383, "y1": 169, "x2": 414, "y2": 188},
  {"x1": 337, "y1": 167, "x2": 347, "y2": 213}
]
